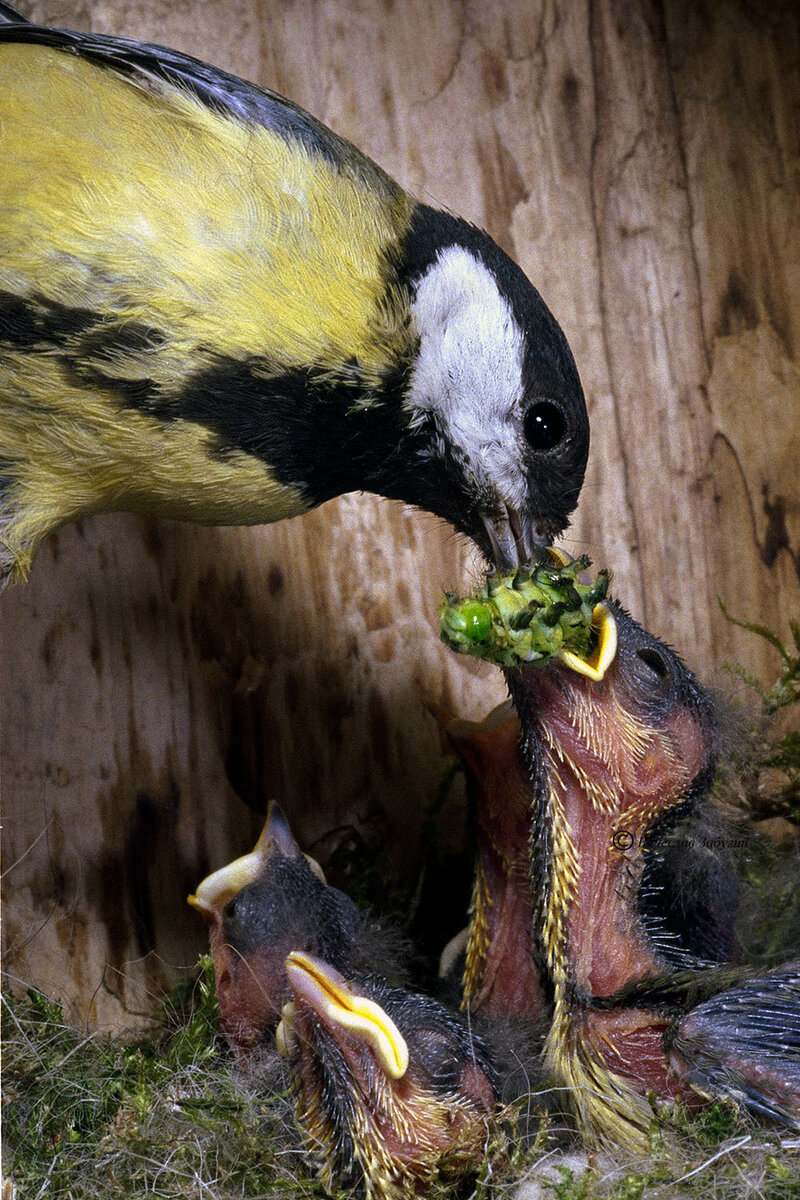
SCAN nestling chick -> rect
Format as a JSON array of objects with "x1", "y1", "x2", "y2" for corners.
[
  {"x1": 506, "y1": 601, "x2": 743, "y2": 1144},
  {"x1": 188, "y1": 802, "x2": 402, "y2": 1058},
  {"x1": 448, "y1": 589, "x2": 800, "y2": 1147},
  {"x1": 446, "y1": 597, "x2": 748, "y2": 1145},
  {"x1": 279, "y1": 951, "x2": 500, "y2": 1200},
  {"x1": 511, "y1": 600, "x2": 800, "y2": 1148},
  {"x1": 0, "y1": 4, "x2": 588, "y2": 583},
  {"x1": 190, "y1": 804, "x2": 501, "y2": 1197},
  {"x1": 443, "y1": 700, "x2": 548, "y2": 1020}
]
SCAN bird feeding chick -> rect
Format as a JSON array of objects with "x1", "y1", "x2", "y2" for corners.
[
  {"x1": 0, "y1": 6, "x2": 588, "y2": 585},
  {"x1": 190, "y1": 805, "x2": 501, "y2": 1198}
]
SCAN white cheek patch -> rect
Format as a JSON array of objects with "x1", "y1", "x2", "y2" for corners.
[{"x1": 405, "y1": 246, "x2": 529, "y2": 508}]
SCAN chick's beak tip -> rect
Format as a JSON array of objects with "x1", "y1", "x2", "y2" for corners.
[
  {"x1": 557, "y1": 602, "x2": 618, "y2": 682},
  {"x1": 285, "y1": 951, "x2": 409, "y2": 1080},
  {"x1": 186, "y1": 891, "x2": 213, "y2": 916}
]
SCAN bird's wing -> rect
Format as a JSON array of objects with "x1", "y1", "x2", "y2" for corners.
[
  {"x1": 0, "y1": 14, "x2": 387, "y2": 184},
  {"x1": 671, "y1": 966, "x2": 800, "y2": 1129},
  {"x1": 1, "y1": 16, "x2": 414, "y2": 377},
  {"x1": 0, "y1": 3, "x2": 28, "y2": 24},
  {"x1": 0, "y1": 11, "x2": 417, "y2": 555}
]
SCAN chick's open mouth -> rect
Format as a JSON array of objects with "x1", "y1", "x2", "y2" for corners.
[{"x1": 280, "y1": 951, "x2": 409, "y2": 1080}]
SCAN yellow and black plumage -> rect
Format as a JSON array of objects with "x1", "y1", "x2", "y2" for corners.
[{"x1": 0, "y1": 4, "x2": 589, "y2": 583}]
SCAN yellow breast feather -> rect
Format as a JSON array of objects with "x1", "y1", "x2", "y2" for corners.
[
  {"x1": 0, "y1": 44, "x2": 416, "y2": 581},
  {"x1": 1, "y1": 45, "x2": 413, "y2": 372}
]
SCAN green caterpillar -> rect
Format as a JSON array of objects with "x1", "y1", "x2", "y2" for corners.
[{"x1": 440, "y1": 555, "x2": 609, "y2": 668}]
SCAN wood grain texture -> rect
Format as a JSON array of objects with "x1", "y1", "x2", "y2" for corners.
[{"x1": 2, "y1": 0, "x2": 798, "y2": 1026}]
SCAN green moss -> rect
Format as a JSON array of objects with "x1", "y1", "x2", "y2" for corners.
[
  {"x1": 2, "y1": 959, "x2": 328, "y2": 1199},
  {"x1": 722, "y1": 605, "x2": 800, "y2": 822},
  {"x1": 4, "y1": 963, "x2": 800, "y2": 1199},
  {"x1": 687, "y1": 1101, "x2": 744, "y2": 1146}
]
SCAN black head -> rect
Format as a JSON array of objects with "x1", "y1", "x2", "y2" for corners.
[
  {"x1": 221, "y1": 856, "x2": 361, "y2": 968},
  {"x1": 376, "y1": 206, "x2": 589, "y2": 567},
  {"x1": 189, "y1": 803, "x2": 363, "y2": 1046},
  {"x1": 606, "y1": 603, "x2": 717, "y2": 732}
]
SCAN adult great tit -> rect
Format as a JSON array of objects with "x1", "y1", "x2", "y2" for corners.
[{"x1": 0, "y1": 4, "x2": 589, "y2": 585}]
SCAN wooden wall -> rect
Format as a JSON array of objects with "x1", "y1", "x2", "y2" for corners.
[{"x1": 3, "y1": 0, "x2": 799, "y2": 1028}]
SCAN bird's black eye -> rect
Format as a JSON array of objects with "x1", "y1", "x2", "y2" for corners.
[
  {"x1": 637, "y1": 647, "x2": 669, "y2": 678},
  {"x1": 524, "y1": 401, "x2": 568, "y2": 452}
]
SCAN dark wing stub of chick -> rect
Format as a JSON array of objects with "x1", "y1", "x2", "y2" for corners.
[
  {"x1": 667, "y1": 963, "x2": 800, "y2": 1130},
  {"x1": 439, "y1": 552, "x2": 614, "y2": 675},
  {"x1": 278, "y1": 951, "x2": 500, "y2": 1200}
]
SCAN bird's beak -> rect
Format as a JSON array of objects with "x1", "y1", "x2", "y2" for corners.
[
  {"x1": 481, "y1": 505, "x2": 540, "y2": 568},
  {"x1": 557, "y1": 602, "x2": 618, "y2": 682},
  {"x1": 187, "y1": 800, "x2": 324, "y2": 916},
  {"x1": 187, "y1": 822, "x2": 273, "y2": 917},
  {"x1": 280, "y1": 951, "x2": 409, "y2": 1080},
  {"x1": 544, "y1": 546, "x2": 618, "y2": 681}
]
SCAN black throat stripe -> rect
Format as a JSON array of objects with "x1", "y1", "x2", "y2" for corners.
[{"x1": 0, "y1": 289, "x2": 412, "y2": 506}]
